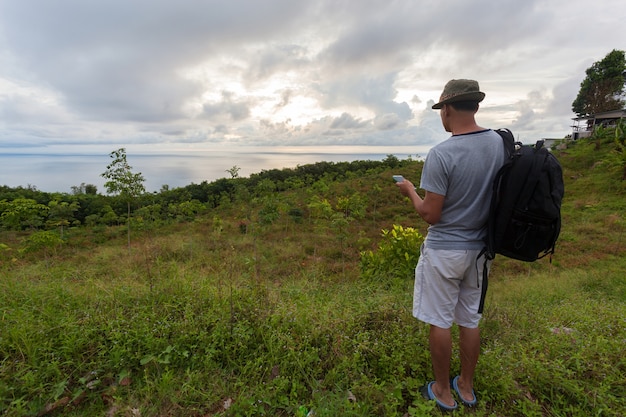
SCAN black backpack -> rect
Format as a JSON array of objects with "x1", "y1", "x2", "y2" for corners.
[{"x1": 478, "y1": 128, "x2": 564, "y2": 313}]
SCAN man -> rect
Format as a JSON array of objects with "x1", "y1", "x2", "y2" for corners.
[{"x1": 395, "y1": 79, "x2": 505, "y2": 411}]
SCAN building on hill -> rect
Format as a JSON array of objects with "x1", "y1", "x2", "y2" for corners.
[
  {"x1": 541, "y1": 138, "x2": 564, "y2": 150},
  {"x1": 571, "y1": 108, "x2": 626, "y2": 140}
]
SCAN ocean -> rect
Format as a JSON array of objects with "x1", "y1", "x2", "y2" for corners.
[{"x1": 0, "y1": 145, "x2": 429, "y2": 194}]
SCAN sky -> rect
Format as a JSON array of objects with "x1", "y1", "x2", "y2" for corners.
[{"x1": 0, "y1": 0, "x2": 625, "y2": 155}]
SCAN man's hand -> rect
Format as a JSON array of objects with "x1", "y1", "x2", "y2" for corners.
[
  {"x1": 395, "y1": 178, "x2": 416, "y2": 196},
  {"x1": 395, "y1": 180, "x2": 444, "y2": 225}
]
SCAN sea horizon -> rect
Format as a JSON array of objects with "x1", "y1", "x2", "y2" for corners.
[{"x1": 0, "y1": 145, "x2": 431, "y2": 194}]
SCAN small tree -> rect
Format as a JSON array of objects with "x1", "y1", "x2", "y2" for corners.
[
  {"x1": 572, "y1": 49, "x2": 626, "y2": 117},
  {"x1": 255, "y1": 179, "x2": 280, "y2": 225},
  {"x1": 21, "y1": 230, "x2": 64, "y2": 262},
  {"x1": 47, "y1": 200, "x2": 79, "y2": 238},
  {"x1": 101, "y1": 148, "x2": 146, "y2": 250},
  {"x1": 226, "y1": 165, "x2": 241, "y2": 179}
]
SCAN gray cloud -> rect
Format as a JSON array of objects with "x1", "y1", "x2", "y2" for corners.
[
  {"x1": 373, "y1": 113, "x2": 406, "y2": 131},
  {"x1": 330, "y1": 113, "x2": 370, "y2": 130},
  {"x1": 276, "y1": 89, "x2": 294, "y2": 109},
  {"x1": 244, "y1": 45, "x2": 311, "y2": 84},
  {"x1": 201, "y1": 91, "x2": 253, "y2": 122}
]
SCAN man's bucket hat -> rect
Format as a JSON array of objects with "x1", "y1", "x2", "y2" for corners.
[{"x1": 432, "y1": 79, "x2": 485, "y2": 109}]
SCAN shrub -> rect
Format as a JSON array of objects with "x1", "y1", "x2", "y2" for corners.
[
  {"x1": 359, "y1": 224, "x2": 423, "y2": 282},
  {"x1": 21, "y1": 230, "x2": 64, "y2": 254},
  {"x1": 605, "y1": 120, "x2": 626, "y2": 180}
]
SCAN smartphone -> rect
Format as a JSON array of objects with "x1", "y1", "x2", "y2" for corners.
[{"x1": 392, "y1": 175, "x2": 404, "y2": 183}]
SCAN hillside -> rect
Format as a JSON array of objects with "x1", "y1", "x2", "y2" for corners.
[{"x1": 1, "y1": 135, "x2": 625, "y2": 417}]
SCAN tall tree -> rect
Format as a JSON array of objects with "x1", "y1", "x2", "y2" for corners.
[
  {"x1": 71, "y1": 183, "x2": 98, "y2": 195},
  {"x1": 101, "y1": 148, "x2": 146, "y2": 250},
  {"x1": 572, "y1": 49, "x2": 626, "y2": 117}
]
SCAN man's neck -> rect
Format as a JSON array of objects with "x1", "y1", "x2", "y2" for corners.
[
  {"x1": 450, "y1": 119, "x2": 484, "y2": 136},
  {"x1": 451, "y1": 126, "x2": 486, "y2": 135}
]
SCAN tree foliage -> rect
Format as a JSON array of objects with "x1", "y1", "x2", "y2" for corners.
[
  {"x1": 47, "y1": 200, "x2": 79, "y2": 238},
  {"x1": 1, "y1": 155, "x2": 416, "y2": 233},
  {"x1": 101, "y1": 148, "x2": 146, "y2": 199},
  {"x1": 572, "y1": 49, "x2": 626, "y2": 117},
  {"x1": 0, "y1": 198, "x2": 49, "y2": 230}
]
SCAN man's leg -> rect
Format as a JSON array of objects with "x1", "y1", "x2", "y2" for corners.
[
  {"x1": 457, "y1": 326, "x2": 480, "y2": 401},
  {"x1": 429, "y1": 325, "x2": 455, "y2": 407}
]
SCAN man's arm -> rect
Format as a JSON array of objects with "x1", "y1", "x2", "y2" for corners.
[{"x1": 396, "y1": 180, "x2": 445, "y2": 225}]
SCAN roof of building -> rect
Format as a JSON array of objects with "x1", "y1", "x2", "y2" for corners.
[{"x1": 573, "y1": 108, "x2": 626, "y2": 121}]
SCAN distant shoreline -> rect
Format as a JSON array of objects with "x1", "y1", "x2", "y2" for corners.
[{"x1": 0, "y1": 146, "x2": 428, "y2": 193}]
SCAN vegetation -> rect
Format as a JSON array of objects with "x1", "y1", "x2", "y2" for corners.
[
  {"x1": 0, "y1": 135, "x2": 625, "y2": 416},
  {"x1": 571, "y1": 49, "x2": 626, "y2": 117}
]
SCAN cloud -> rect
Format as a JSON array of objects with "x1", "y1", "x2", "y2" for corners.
[
  {"x1": 330, "y1": 113, "x2": 370, "y2": 130},
  {"x1": 315, "y1": 72, "x2": 412, "y2": 123},
  {"x1": 0, "y1": 0, "x2": 311, "y2": 124},
  {"x1": 0, "y1": 0, "x2": 624, "y2": 152},
  {"x1": 201, "y1": 91, "x2": 253, "y2": 122},
  {"x1": 244, "y1": 44, "x2": 311, "y2": 84},
  {"x1": 275, "y1": 89, "x2": 294, "y2": 109},
  {"x1": 373, "y1": 113, "x2": 406, "y2": 131}
]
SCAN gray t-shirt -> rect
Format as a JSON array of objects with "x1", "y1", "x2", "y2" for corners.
[{"x1": 420, "y1": 129, "x2": 505, "y2": 250}]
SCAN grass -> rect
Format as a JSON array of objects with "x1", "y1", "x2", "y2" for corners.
[{"x1": 1, "y1": 136, "x2": 625, "y2": 416}]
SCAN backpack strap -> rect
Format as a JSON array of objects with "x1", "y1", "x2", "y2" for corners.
[
  {"x1": 478, "y1": 128, "x2": 514, "y2": 313},
  {"x1": 495, "y1": 128, "x2": 516, "y2": 158},
  {"x1": 484, "y1": 128, "x2": 516, "y2": 260},
  {"x1": 476, "y1": 249, "x2": 489, "y2": 314}
]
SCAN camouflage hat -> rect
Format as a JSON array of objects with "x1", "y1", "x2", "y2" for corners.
[{"x1": 432, "y1": 79, "x2": 485, "y2": 109}]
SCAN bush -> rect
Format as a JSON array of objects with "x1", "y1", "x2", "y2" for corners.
[
  {"x1": 21, "y1": 230, "x2": 64, "y2": 254},
  {"x1": 359, "y1": 224, "x2": 423, "y2": 282}
]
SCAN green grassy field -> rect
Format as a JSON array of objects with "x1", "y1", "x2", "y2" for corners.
[{"x1": 1, "y1": 136, "x2": 625, "y2": 416}]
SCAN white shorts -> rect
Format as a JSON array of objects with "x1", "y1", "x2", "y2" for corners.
[{"x1": 413, "y1": 245, "x2": 489, "y2": 329}]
